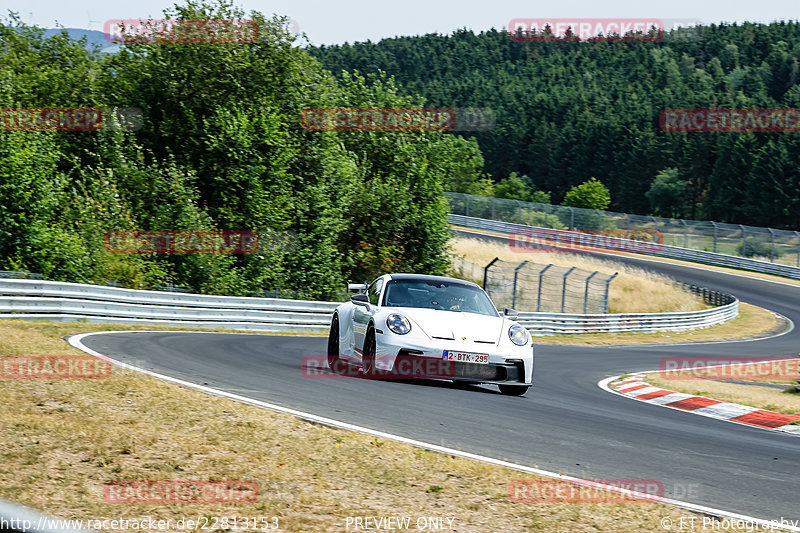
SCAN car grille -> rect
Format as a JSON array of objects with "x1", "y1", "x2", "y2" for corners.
[{"x1": 454, "y1": 362, "x2": 505, "y2": 380}]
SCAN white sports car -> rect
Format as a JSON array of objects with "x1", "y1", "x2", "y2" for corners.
[{"x1": 327, "y1": 273, "x2": 534, "y2": 396}]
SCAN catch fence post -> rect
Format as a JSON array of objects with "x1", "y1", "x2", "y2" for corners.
[
  {"x1": 603, "y1": 273, "x2": 619, "y2": 313},
  {"x1": 512, "y1": 261, "x2": 528, "y2": 309},
  {"x1": 711, "y1": 221, "x2": 718, "y2": 253},
  {"x1": 681, "y1": 219, "x2": 688, "y2": 248},
  {"x1": 739, "y1": 224, "x2": 746, "y2": 256},
  {"x1": 537, "y1": 264, "x2": 553, "y2": 312},
  {"x1": 796, "y1": 231, "x2": 800, "y2": 267},
  {"x1": 584, "y1": 271, "x2": 599, "y2": 314},
  {"x1": 768, "y1": 228, "x2": 776, "y2": 262},
  {"x1": 483, "y1": 257, "x2": 500, "y2": 291},
  {"x1": 561, "y1": 266, "x2": 577, "y2": 313}
]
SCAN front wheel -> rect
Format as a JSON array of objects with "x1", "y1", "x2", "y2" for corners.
[
  {"x1": 327, "y1": 315, "x2": 344, "y2": 373},
  {"x1": 499, "y1": 384, "x2": 530, "y2": 396},
  {"x1": 361, "y1": 327, "x2": 382, "y2": 378}
]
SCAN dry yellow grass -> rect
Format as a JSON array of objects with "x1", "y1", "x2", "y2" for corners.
[
  {"x1": 0, "y1": 319, "x2": 707, "y2": 532},
  {"x1": 645, "y1": 364, "x2": 800, "y2": 416},
  {"x1": 449, "y1": 236, "x2": 708, "y2": 314}
]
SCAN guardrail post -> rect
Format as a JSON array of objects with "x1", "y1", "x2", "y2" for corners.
[
  {"x1": 561, "y1": 266, "x2": 577, "y2": 313},
  {"x1": 537, "y1": 264, "x2": 553, "y2": 312},
  {"x1": 512, "y1": 261, "x2": 528, "y2": 309},
  {"x1": 584, "y1": 271, "x2": 599, "y2": 314},
  {"x1": 602, "y1": 273, "x2": 618, "y2": 313}
]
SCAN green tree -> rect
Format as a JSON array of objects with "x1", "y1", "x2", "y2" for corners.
[
  {"x1": 494, "y1": 172, "x2": 530, "y2": 201},
  {"x1": 645, "y1": 168, "x2": 688, "y2": 218},
  {"x1": 561, "y1": 178, "x2": 611, "y2": 210}
]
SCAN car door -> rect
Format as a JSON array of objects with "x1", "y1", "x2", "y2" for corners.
[{"x1": 353, "y1": 277, "x2": 383, "y2": 357}]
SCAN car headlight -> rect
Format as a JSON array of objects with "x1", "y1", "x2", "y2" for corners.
[
  {"x1": 508, "y1": 324, "x2": 529, "y2": 346},
  {"x1": 386, "y1": 314, "x2": 411, "y2": 335}
]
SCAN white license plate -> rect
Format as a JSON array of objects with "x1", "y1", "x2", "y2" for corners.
[{"x1": 443, "y1": 350, "x2": 489, "y2": 364}]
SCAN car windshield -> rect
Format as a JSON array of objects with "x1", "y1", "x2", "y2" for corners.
[{"x1": 383, "y1": 279, "x2": 499, "y2": 317}]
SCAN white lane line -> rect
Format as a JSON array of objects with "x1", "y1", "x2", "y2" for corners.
[{"x1": 69, "y1": 331, "x2": 800, "y2": 532}]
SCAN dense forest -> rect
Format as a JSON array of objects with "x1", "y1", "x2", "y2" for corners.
[
  {"x1": 0, "y1": 2, "x2": 485, "y2": 296},
  {"x1": 4, "y1": 6, "x2": 800, "y2": 297},
  {"x1": 310, "y1": 24, "x2": 800, "y2": 228}
]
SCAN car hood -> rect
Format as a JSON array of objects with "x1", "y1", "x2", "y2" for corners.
[{"x1": 391, "y1": 307, "x2": 505, "y2": 343}]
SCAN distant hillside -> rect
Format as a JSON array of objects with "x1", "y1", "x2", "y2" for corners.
[
  {"x1": 42, "y1": 28, "x2": 120, "y2": 52},
  {"x1": 310, "y1": 24, "x2": 800, "y2": 227}
]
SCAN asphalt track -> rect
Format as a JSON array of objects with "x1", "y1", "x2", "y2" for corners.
[{"x1": 76, "y1": 249, "x2": 800, "y2": 523}]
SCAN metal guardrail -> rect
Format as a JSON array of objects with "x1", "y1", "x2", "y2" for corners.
[
  {"x1": 0, "y1": 277, "x2": 737, "y2": 336},
  {"x1": 0, "y1": 278, "x2": 337, "y2": 334},
  {"x1": 517, "y1": 284, "x2": 738, "y2": 335},
  {"x1": 450, "y1": 214, "x2": 800, "y2": 280}
]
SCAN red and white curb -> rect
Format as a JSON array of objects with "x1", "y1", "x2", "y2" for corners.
[{"x1": 601, "y1": 373, "x2": 800, "y2": 436}]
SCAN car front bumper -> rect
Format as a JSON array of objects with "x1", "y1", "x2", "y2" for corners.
[{"x1": 374, "y1": 333, "x2": 533, "y2": 385}]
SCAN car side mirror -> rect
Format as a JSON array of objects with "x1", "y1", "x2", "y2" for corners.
[
  {"x1": 351, "y1": 293, "x2": 370, "y2": 307},
  {"x1": 348, "y1": 283, "x2": 368, "y2": 291},
  {"x1": 503, "y1": 308, "x2": 519, "y2": 318}
]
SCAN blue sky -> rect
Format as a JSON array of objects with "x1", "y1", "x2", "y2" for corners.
[{"x1": 4, "y1": 0, "x2": 798, "y2": 46}]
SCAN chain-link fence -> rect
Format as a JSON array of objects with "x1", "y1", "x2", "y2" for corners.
[
  {"x1": 484, "y1": 259, "x2": 617, "y2": 313},
  {"x1": 450, "y1": 255, "x2": 486, "y2": 285},
  {"x1": 447, "y1": 192, "x2": 800, "y2": 267}
]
